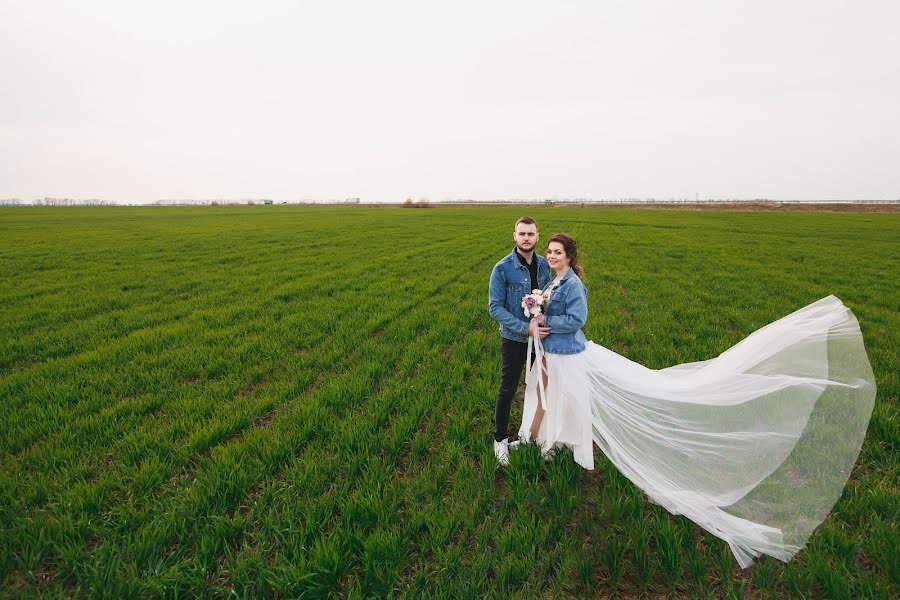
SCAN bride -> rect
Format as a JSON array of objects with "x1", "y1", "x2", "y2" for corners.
[{"x1": 517, "y1": 233, "x2": 876, "y2": 568}]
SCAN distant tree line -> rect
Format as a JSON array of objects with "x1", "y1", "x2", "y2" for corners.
[
  {"x1": 0, "y1": 198, "x2": 117, "y2": 206},
  {"x1": 402, "y1": 198, "x2": 432, "y2": 208},
  {"x1": 2, "y1": 197, "x2": 897, "y2": 207}
]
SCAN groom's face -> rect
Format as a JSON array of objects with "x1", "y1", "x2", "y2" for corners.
[{"x1": 514, "y1": 223, "x2": 539, "y2": 253}]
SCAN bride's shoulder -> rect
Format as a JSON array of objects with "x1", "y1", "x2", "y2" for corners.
[
  {"x1": 566, "y1": 271, "x2": 585, "y2": 285},
  {"x1": 570, "y1": 273, "x2": 588, "y2": 294}
]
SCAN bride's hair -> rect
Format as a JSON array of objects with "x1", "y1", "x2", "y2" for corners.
[{"x1": 548, "y1": 233, "x2": 584, "y2": 279}]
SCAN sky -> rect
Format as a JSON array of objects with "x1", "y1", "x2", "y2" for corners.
[{"x1": 2, "y1": 1, "x2": 899, "y2": 203}]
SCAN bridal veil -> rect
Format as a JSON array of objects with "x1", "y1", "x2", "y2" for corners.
[{"x1": 528, "y1": 295, "x2": 876, "y2": 567}]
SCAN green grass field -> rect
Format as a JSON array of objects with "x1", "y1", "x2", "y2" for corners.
[{"x1": 1, "y1": 206, "x2": 897, "y2": 598}]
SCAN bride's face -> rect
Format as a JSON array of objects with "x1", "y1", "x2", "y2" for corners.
[{"x1": 547, "y1": 241, "x2": 570, "y2": 271}]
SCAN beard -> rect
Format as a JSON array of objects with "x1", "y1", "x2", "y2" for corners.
[{"x1": 516, "y1": 241, "x2": 536, "y2": 253}]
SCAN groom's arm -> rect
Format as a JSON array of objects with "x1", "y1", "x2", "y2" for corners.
[
  {"x1": 545, "y1": 285, "x2": 587, "y2": 333},
  {"x1": 488, "y1": 264, "x2": 529, "y2": 337}
]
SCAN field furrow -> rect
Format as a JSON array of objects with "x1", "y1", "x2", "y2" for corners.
[{"x1": 1, "y1": 206, "x2": 896, "y2": 598}]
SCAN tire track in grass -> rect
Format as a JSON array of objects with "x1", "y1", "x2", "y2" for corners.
[
  {"x1": 1, "y1": 319, "x2": 201, "y2": 456},
  {"x1": 3, "y1": 223, "x2": 488, "y2": 490},
  {"x1": 0, "y1": 222, "x2": 495, "y2": 459},
  {"x1": 1, "y1": 209, "x2": 492, "y2": 406},
  {"x1": 4, "y1": 283, "x2": 324, "y2": 461},
  {"x1": 211, "y1": 366, "x2": 450, "y2": 596},
  {"x1": 134, "y1": 253, "x2": 496, "y2": 596},
  {"x1": 2, "y1": 332, "x2": 338, "y2": 592},
  {"x1": 175, "y1": 248, "x2": 496, "y2": 540},
  {"x1": 98, "y1": 290, "x2": 474, "y2": 592},
  {"x1": 0, "y1": 302, "x2": 194, "y2": 377},
  {"x1": 127, "y1": 225, "x2": 499, "y2": 475},
  {"x1": 1, "y1": 237, "x2": 500, "y2": 592},
  {"x1": 1, "y1": 275, "x2": 210, "y2": 376},
  {"x1": 0, "y1": 210, "x2": 385, "y2": 373},
  {"x1": 0, "y1": 219, "x2": 500, "y2": 584},
  {"x1": 1, "y1": 256, "x2": 330, "y2": 420},
  {"x1": 389, "y1": 331, "x2": 496, "y2": 590},
  {"x1": 213, "y1": 272, "x2": 494, "y2": 597},
  {"x1": 328, "y1": 341, "x2": 495, "y2": 597},
  {"x1": 368, "y1": 336, "x2": 504, "y2": 596},
  {"x1": 0, "y1": 338, "x2": 370, "y2": 556},
  {"x1": 0, "y1": 207, "x2": 449, "y2": 371}
]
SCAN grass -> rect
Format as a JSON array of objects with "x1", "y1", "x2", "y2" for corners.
[{"x1": 0, "y1": 205, "x2": 897, "y2": 598}]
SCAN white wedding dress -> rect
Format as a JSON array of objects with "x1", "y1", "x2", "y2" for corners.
[{"x1": 519, "y1": 295, "x2": 876, "y2": 567}]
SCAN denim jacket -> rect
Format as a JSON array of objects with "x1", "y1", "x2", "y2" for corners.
[
  {"x1": 488, "y1": 249, "x2": 552, "y2": 343},
  {"x1": 542, "y1": 269, "x2": 588, "y2": 354}
]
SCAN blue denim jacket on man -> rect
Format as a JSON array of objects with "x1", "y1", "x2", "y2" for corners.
[
  {"x1": 542, "y1": 268, "x2": 588, "y2": 355},
  {"x1": 488, "y1": 248, "x2": 552, "y2": 343}
]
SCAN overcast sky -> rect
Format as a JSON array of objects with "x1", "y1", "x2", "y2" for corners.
[{"x1": 2, "y1": 1, "x2": 899, "y2": 202}]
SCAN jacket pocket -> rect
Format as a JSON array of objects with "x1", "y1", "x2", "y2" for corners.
[
  {"x1": 548, "y1": 290, "x2": 567, "y2": 312},
  {"x1": 507, "y1": 284, "x2": 524, "y2": 304}
]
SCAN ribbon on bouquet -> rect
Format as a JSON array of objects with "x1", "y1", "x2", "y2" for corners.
[{"x1": 525, "y1": 320, "x2": 550, "y2": 410}]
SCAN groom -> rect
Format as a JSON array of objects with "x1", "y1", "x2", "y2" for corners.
[{"x1": 488, "y1": 216, "x2": 552, "y2": 465}]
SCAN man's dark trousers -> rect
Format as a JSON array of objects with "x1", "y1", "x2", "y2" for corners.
[{"x1": 494, "y1": 337, "x2": 536, "y2": 442}]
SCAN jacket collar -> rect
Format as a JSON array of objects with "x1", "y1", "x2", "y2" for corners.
[
  {"x1": 509, "y1": 247, "x2": 545, "y2": 268},
  {"x1": 555, "y1": 267, "x2": 576, "y2": 285}
]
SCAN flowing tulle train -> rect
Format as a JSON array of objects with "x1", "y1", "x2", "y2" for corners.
[{"x1": 520, "y1": 295, "x2": 876, "y2": 567}]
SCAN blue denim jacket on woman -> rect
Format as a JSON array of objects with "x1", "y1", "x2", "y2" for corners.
[
  {"x1": 542, "y1": 268, "x2": 588, "y2": 355},
  {"x1": 488, "y1": 248, "x2": 553, "y2": 343}
]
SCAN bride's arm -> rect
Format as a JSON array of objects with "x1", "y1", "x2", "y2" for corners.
[{"x1": 544, "y1": 283, "x2": 587, "y2": 333}]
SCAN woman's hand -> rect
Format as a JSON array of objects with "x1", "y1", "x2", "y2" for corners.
[{"x1": 530, "y1": 316, "x2": 551, "y2": 339}]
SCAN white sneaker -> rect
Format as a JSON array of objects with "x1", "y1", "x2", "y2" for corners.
[
  {"x1": 508, "y1": 439, "x2": 523, "y2": 450},
  {"x1": 541, "y1": 441, "x2": 556, "y2": 461},
  {"x1": 493, "y1": 438, "x2": 510, "y2": 466}
]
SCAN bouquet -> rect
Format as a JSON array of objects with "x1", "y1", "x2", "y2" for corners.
[{"x1": 521, "y1": 289, "x2": 546, "y2": 318}]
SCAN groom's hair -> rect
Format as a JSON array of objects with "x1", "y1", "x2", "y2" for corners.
[{"x1": 515, "y1": 216, "x2": 538, "y2": 229}]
